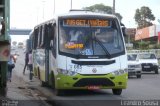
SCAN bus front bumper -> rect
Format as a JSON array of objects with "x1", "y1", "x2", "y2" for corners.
[{"x1": 55, "y1": 73, "x2": 128, "y2": 90}]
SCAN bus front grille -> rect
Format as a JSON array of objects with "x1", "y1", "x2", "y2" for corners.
[{"x1": 73, "y1": 78, "x2": 115, "y2": 87}]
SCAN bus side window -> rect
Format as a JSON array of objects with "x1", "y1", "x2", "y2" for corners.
[
  {"x1": 34, "y1": 28, "x2": 38, "y2": 49},
  {"x1": 43, "y1": 24, "x2": 48, "y2": 48},
  {"x1": 48, "y1": 23, "x2": 56, "y2": 58},
  {"x1": 37, "y1": 26, "x2": 42, "y2": 48},
  {"x1": 0, "y1": 19, "x2": 5, "y2": 35},
  {"x1": 40, "y1": 25, "x2": 45, "y2": 48}
]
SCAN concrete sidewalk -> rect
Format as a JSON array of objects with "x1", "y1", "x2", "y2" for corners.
[
  {"x1": 6, "y1": 50, "x2": 43, "y2": 98},
  {"x1": 4, "y1": 51, "x2": 51, "y2": 106},
  {"x1": 6, "y1": 63, "x2": 40, "y2": 100}
]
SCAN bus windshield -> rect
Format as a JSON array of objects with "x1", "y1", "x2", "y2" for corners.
[
  {"x1": 59, "y1": 17, "x2": 125, "y2": 58},
  {"x1": 127, "y1": 54, "x2": 138, "y2": 61},
  {"x1": 139, "y1": 53, "x2": 156, "y2": 59}
]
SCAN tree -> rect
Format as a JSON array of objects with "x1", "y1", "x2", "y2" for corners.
[
  {"x1": 83, "y1": 3, "x2": 123, "y2": 21},
  {"x1": 12, "y1": 41, "x2": 17, "y2": 46},
  {"x1": 115, "y1": 13, "x2": 122, "y2": 22},
  {"x1": 138, "y1": 41, "x2": 150, "y2": 50},
  {"x1": 134, "y1": 6, "x2": 155, "y2": 29}
]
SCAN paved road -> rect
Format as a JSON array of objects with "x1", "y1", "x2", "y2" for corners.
[
  {"x1": 4, "y1": 49, "x2": 160, "y2": 106},
  {"x1": 3, "y1": 49, "x2": 50, "y2": 106}
]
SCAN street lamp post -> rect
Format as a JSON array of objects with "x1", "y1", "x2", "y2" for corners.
[
  {"x1": 112, "y1": 0, "x2": 115, "y2": 14},
  {"x1": 71, "y1": 0, "x2": 72, "y2": 10},
  {"x1": 42, "y1": 0, "x2": 45, "y2": 20},
  {"x1": 157, "y1": 19, "x2": 160, "y2": 44},
  {"x1": 53, "y1": 0, "x2": 55, "y2": 14}
]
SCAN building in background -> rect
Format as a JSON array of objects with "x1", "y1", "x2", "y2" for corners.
[
  {"x1": 135, "y1": 25, "x2": 160, "y2": 44},
  {"x1": 126, "y1": 28, "x2": 136, "y2": 42}
]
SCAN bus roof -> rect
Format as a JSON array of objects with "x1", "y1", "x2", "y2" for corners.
[
  {"x1": 58, "y1": 10, "x2": 116, "y2": 18},
  {"x1": 34, "y1": 10, "x2": 117, "y2": 28}
]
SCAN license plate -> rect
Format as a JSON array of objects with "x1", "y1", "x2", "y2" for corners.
[
  {"x1": 144, "y1": 66, "x2": 150, "y2": 68},
  {"x1": 87, "y1": 86, "x2": 100, "y2": 90}
]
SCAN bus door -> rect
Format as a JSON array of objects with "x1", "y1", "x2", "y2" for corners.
[{"x1": 45, "y1": 22, "x2": 56, "y2": 83}]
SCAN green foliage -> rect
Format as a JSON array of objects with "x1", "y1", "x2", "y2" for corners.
[
  {"x1": 83, "y1": 3, "x2": 123, "y2": 21},
  {"x1": 84, "y1": 3, "x2": 112, "y2": 14},
  {"x1": 132, "y1": 41, "x2": 139, "y2": 49},
  {"x1": 114, "y1": 13, "x2": 122, "y2": 22},
  {"x1": 149, "y1": 44, "x2": 160, "y2": 49},
  {"x1": 137, "y1": 41, "x2": 150, "y2": 50},
  {"x1": 134, "y1": 6, "x2": 155, "y2": 29}
]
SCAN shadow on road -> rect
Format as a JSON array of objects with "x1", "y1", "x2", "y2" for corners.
[{"x1": 55, "y1": 89, "x2": 110, "y2": 97}]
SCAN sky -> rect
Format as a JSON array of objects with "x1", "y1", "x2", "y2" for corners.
[{"x1": 10, "y1": 0, "x2": 160, "y2": 43}]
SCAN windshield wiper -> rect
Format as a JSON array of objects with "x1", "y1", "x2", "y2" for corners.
[{"x1": 93, "y1": 36, "x2": 111, "y2": 58}]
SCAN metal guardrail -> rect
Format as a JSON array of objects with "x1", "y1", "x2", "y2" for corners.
[
  {"x1": 127, "y1": 49, "x2": 160, "y2": 58},
  {"x1": 9, "y1": 29, "x2": 32, "y2": 35}
]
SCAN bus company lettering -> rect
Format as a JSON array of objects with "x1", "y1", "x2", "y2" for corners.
[
  {"x1": 64, "y1": 19, "x2": 109, "y2": 27},
  {"x1": 65, "y1": 42, "x2": 84, "y2": 49}
]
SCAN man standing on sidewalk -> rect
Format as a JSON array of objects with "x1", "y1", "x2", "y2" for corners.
[
  {"x1": 28, "y1": 50, "x2": 33, "y2": 81},
  {"x1": 23, "y1": 51, "x2": 29, "y2": 74}
]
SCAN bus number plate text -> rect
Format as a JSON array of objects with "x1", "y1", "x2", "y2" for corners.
[{"x1": 87, "y1": 86, "x2": 100, "y2": 90}]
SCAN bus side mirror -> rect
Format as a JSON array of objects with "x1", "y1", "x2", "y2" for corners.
[
  {"x1": 0, "y1": 17, "x2": 2, "y2": 35},
  {"x1": 121, "y1": 26, "x2": 127, "y2": 37},
  {"x1": 0, "y1": 18, "x2": 5, "y2": 35}
]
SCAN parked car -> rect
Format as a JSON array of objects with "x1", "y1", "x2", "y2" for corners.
[
  {"x1": 138, "y1": 53, "x2": 159, "y2": 74},
  {"x1": 127, "y1": 53, "x2": 142, "y2": 78}
]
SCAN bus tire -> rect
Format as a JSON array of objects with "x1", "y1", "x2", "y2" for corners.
[
  {"x1": 0, "y1": 87, "x2": 7, "y2": 96},
  {"x1": 41, "y1": 81, "x2": 48, "y2": 87},
  {"x1": 155, "y1": 68, "x2": 159, "y2": 74},
  {"x1": 137, "y1": 74, "x2": 141, "y2": 78},
  {"x1": 55, "y1": 89, "x2": 64, "y2": 96},
  {"x1": 37, "y1": 67, "x2": 40, "y2": 80},
  {"x1": 50, "y1": 71, "x2": 55, "y2": 89},
  {"x1": 112, "y1": 89, "x2": 122, "y2": 95}
]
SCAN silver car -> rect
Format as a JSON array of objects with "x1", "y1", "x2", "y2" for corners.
[{"x1": 127, "y1": 53, "x2": 142, "y2": 78}]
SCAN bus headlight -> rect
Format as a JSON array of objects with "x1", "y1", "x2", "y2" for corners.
[
  {"x1": 68, "y1": 71, "x2": 77, "y2": 76},
  {"x1": 57, "y1": 68, "x2": 77, "y2": 76},
  {"x1": 111, "y1": 69, "x2": 127, "y2": 76},
  {"x1": 112, "y1": 70, "x2": 120, "y2": 76},
  {"x1": 152, "y1": 63, "x2": 158, "y2": 66},
  {"x1": 57, "y1": 69, "x2": 68, "y2": 75}
]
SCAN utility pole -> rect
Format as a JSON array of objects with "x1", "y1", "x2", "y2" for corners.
[
  {"x1": 36, "y1": 7, "x2": 39, "y2": 24},
  {"x1": 157, "y1": 19, "x2": 160, "y2": 44},
  {"x1": 112, "y1": 0, "x2": 115, "y2": 14},
  {"x1": 42, "y1": 0, "x2": 45, "y2": 20},
  {"x1": 71, "y1": 0, "x2": 72, "y2": 10},
  {"x1": 53, "y1": 0, "x2": 55, "y2": 14},
  {"x1": 128, "y1": 21, "x2": 131, "y2": 44}
]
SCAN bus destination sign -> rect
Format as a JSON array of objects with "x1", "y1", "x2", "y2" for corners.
[{"x1": 63, "y1": 19, "x2": 110, "y2": 27}]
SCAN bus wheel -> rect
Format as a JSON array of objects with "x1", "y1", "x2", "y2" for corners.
[
  {"x1": 155, "y1": 68, "x2": 159, "y2": 74},
  {"x1": 112, "y1": 89, "x2": 122, "y2": 95},
  {"x1": 37, "y1": 67, "x2": 40, "y2": 80},
  {"x1": 50, "y1": 71, "x2": 55, "y2": 89},
  {"x1": 0, "y1": 87, "x2": 7, "y2": 96},
  {"x1": 55, "y1": 89, "x2": 64, "y2": 96},
  {"x1": 137, "y1": 74, "x2": 141, "y2": 78},
  {"x1": 41, "y1": 81, "x2": 48, "y2": 87}
]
